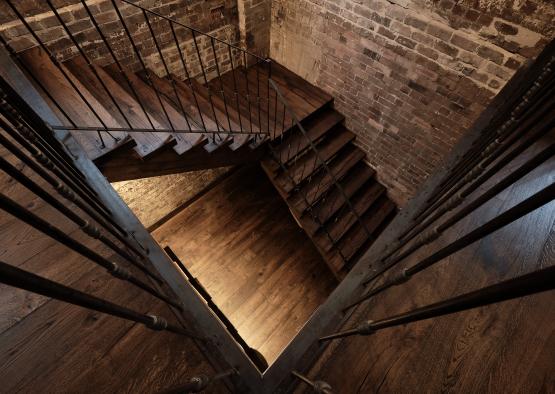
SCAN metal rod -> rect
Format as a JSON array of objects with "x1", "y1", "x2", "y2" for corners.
[
  {"x1": 0, "y1": 112, "x2": 114, "y2": 223},
  {"x1": 377, "y1": 140, "x2": 554, "y2": 276},
  {"x1": 227, "y1": 46, "x2": 243, "y2": 132},
  {"x1": 169, "y1": 22, "x2": 208, "y2": 133},
  {"x1": 0, "y1": 192, "x2": 182, "y2": 310},
  {"x1": 163, "y1": 369, "x2": 237, "y2": 393},
  {"x1": 112, "y1": 2, "x2": 176, "y2": 133},
  {"x1": 82, "y1": 0, "x2": 156, "y2": 130},
  {"x1": 118, "y1": 0, "x2": 266, "y2": 62},
  {"x1": 243, "y1": 53, "x2": 255, "y2": 134},
  {"x1": 0, "y1": 261, "x2": 198, "y2": 338},
  {"x1": 0, "y1": 155, "x2": 161, "y2": 283},
  {"x1": 0, "y1": 127, "x2": 145, "y2": 259},
  {"x1": 211, "y1": 37, "x2": 233, "y2": 132},
  {"x1": 5, "y1": 0, "x2": 109, "y2": 133},
  {"x1": 346, "y1": 181, "x2": 555, "y2": 310},
  {"x1": 46, "y1": 0, "x2": 133, "y2": 130},
  {"x1": 323, "y1": 264, "x2": 555, "y2": 341},
  {"x1": 291, "y1": 371, "x2": 334, "y2": 393},
  {"x1": 49, "y1": 125, "x2": 255, "y2": 135},
  {"x1": 143, "y1": 12, "x2": 193, "y2": 133}
]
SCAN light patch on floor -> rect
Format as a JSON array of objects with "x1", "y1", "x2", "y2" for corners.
[{"x1": 111, "y1": 167, "x2": 231, "y2": 228}]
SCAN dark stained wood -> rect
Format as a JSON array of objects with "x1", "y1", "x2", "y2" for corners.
[
  {"x1": 19, "y1": 47, "x2": 129, "y2": 160},
  {"x1": 95, "y1": 138, "x2": 264, "y2": 182},
  {"x1": 152, "y1": 165, "x2": 337, "y2": 364},
  {"x1": 299, "y1": 135, "x2": 555, "y2": 394},
  {"x1": 285, "y1": 146, "x2": 366, "y2": 213},
  {"x1": 275, "y1": 128, "x2": 355, "y2": 193},
  {"x1": 301, "y1": 164, "x2": 376, "y2": 235},
  {"x1": 102, "y1": 64, "x2": 204, "y2": 154},
  {"x1": 0, "y1": 146, "x2": 222, "y2": 392},
  {"x1": 264, "y1": 110, "x2": 345, "y2": 173}
]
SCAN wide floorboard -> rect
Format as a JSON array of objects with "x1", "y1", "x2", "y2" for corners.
[{"x1": 153, "y1": 164, "x2": 337, "y2": 364}]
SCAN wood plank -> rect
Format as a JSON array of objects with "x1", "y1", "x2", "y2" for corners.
[
  {"x1": 19, "y1": 47, "x2": 128, "y2": 160},
  {"x1": 103, "y1": 65, "x2": 204, "y2": 154},
  {"x1": 287, "y1": 145, "x2": 366, "y2": 213},
  {"x1": 89, "y1": 65, "x2": 173, "y2": 157},
  {"x1": 275, "y1": 128, "x2": 354, "y2": 193},
  {"x1": 300, "y1": 163, "x2": 376, "y2": 235},
  {"x1": 264, "y1": 109, "x2": 345, "y2": 173}
]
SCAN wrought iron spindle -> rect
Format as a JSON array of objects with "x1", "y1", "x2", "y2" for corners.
[
  {"x1": 323, "y1": 264, "x2": 555, "y2": 341},
  {"x1": 345, "y1": 182, "x2": 555, "y2": 310},
  {"x1": 0, "y1": 261, "x2": 198, "y2": 338},
  {"x1": 0, "y1": 193, "x2": 182, "y2": 310},
  {"x1": 211, "y1": 37, "x2": 233, "y2": 132}
]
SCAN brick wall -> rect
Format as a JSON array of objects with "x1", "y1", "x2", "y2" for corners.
[
  {"x1": 237, "y1": 0, "x2": 271, "y2": 57},
  {"x1": 0, "y1": 0, "x2": 241, "y2": 80},
  {"x1": 270, "y1": 0, "x2": 554, "y2": 205}
]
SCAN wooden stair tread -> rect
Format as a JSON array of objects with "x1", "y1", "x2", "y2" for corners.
[
  {"x1": 20, "y1": 47, "x2": 129, "y2": 160},
  {"x1": 80, "y1": 64, "x2": 173, "y2": 158},
  {"x1": 314, "y1": 181, "x2": 386, "y2": 251},
  {"x1": 103, "y1": 65, "x2": 203, "y2": 155},
  {"x1": 189, "y1": 78, "x2": 255, "y2": 150},
  {"x1": 300, "y1": 163, "x2": 376, "y2": 235},
  {"x1": 141, "y1": 71, "x2": 219, "y2": 134},
  {"x1": 326, "y1": 197, "x2": 396, "y2": 271},
  {"x1": 256, "y1": 62, "x2": 333, "y2": 111},
  {"x1": 265, "y1": 109, "x2": 345, "y2": 173},
  {"x1": 288, "y1": 145, "x2": 366, "y2": 213},
  {"x1": 276, "y1": 129, "x2": 355, "y2": 194}
]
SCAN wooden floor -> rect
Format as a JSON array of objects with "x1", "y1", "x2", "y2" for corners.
[
  {"x1": 153, "y1": 164, "x2": 337, "y2": 364},
  {"x1": 0, "y1": 144, "x2": 227, "y2": 392},
  {"x1": 299, "y1": 133, "x2": 555, "y2": 392}
]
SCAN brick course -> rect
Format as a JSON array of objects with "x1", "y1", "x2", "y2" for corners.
[{"x1": 270, "y1": 0, "x2": 554, "y2": 205}]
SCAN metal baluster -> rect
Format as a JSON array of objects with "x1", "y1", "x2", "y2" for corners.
[
  {"x1": 0, "y1": 129, "x2": 146, "y2": 261},
  {"x1": 255, "y1": 59, "x2": 263, "y2": 138},
  {"x1": 169, "y1": 23, "x2": 208, "y2": 133},
  {"x1": 143, "y1": 12, "x2": 193, "y2": 133},
  {"x1": 0, "y1": 156, "x2": 161, "y2": 282},
  {"x1": 0, "y1": 261, "x2": 199, "y2": 338},
  {"x1": 210, "y1": 37, "x2": 233, "y2": 132},
  {"x1": 5, "y1": 0, "x2": 110, "y2": 147},
  {"x1": 164, "y1": 369, "x2": 237, "y2": 393},
  {"x1": 243, "y1": 52, "x2": 255, "y2": 134},
  {"x1": 46, "y1": 0, "x2": 132, "y2": 134},
  {"x1": 81, "y1": 0, "x2": 157, "y2": 131},
  {"x1": 344, "y1": 182, "x2": 555, "y2": 310},
  {"x1": 227, "y1": 46, "x2": 243, "y2": 133},
  {"x1": 0, "y1": 107, "x2": 114, "y2": 221},
  {"x1": 111, "y1": 2, "x2": 176, "y2": 133},
  {"x1": 291, "y1": 371, "x2": 334, "y2": 393},
  {"x1": 0, "y1": 193, "x2": 182, "y2": 310},
  {"x1": 191, "y1": 30, "x2": 223, "y2": 142},
  {"x1": 322, "y1": 264, "x2": 555, "y2": 341}
]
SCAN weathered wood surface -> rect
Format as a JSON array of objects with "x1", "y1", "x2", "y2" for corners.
[
  {"x1": 295, "y1": 134, "x2": 555, "y2": 393},
  {"x1": 0, "y1": 143, "x2": 225, "y2": 392},
  {"x1": 152, "y1": 165, "x2": 337, "y2": 364}
]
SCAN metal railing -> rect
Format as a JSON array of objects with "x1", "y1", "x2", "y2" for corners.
[{"x1": 1, "y1": 0, "x2": 276, "y2": 149}]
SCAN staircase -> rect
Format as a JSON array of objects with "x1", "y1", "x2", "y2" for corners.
[{"x1": 10, "y1": 11, "x2": 396, "y2": 280}]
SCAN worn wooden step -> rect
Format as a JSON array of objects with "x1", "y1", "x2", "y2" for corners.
[
  {"x1": 314, "y1": 181, "x2": 386, "y2": 251},
  {"x1": 275, "y1": 128, "x2": 355, "y2": 193},
  {"x1": 189, "y1": 78, "x2": 256, "y2": 150},
  {"x1": 326, "y1": 197, "x2": 396, "y2": 272},
  {"x1": 287, "y1": 145, "x2": 366, "y2": 213},
  {"x1": 300, "y1": 163, "x2": 376, "y2": 235},
  {"x1": 264, "y1": 109, "x2": 345, "y2": 173},
  {"x1": 103, "y1": 65, "x2": 204, "y2": 155},
  {"x1": 67, "y1": 62, "x2": 173, "y2": 158},
  {"x1": 20, "y1": 47, "x2": 129, "y2": 160}
]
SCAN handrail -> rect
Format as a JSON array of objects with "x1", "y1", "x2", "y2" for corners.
[
  {"x1": 119, "y1": 0, "x2": 270, "y2": 63},
  {"x1": 268, "y1": 79, "x2": 373, "y2": 268}
]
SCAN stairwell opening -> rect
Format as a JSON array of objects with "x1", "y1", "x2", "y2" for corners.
[{"x1": 111, "y1": 164, "x2": 338, "y2": 367}]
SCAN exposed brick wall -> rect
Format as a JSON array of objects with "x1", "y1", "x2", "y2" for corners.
[
  {"x1": 237, "y1": 0, "x2": 271, "y2": 57},
  {"x1": 270, "y1": 0, "x2": 554, "y2": 205},
  {"x1": 0, "y1": 0, "x2": 241, "y2": 80}
]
